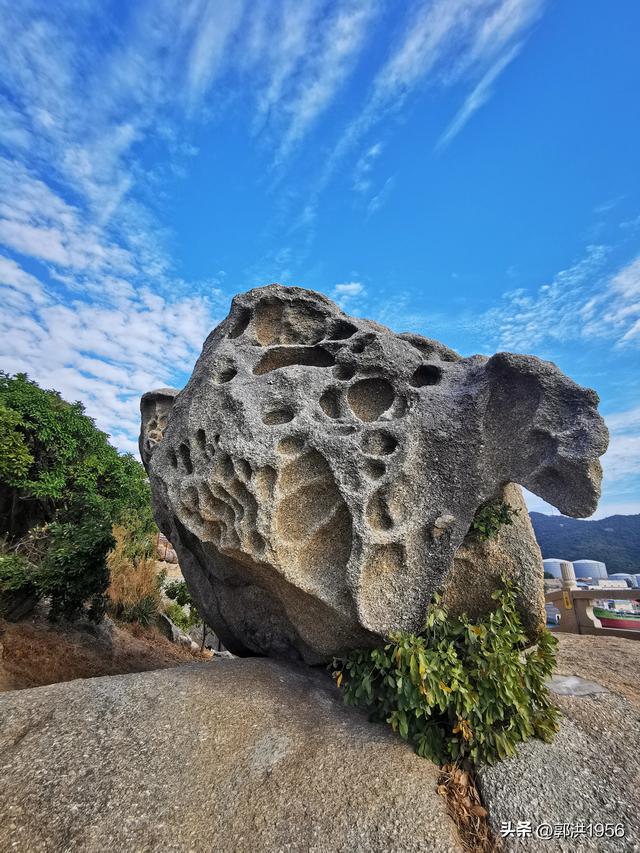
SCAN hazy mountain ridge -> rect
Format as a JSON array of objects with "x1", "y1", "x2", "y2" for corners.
[{"x1": 530, "y1": 512, "x2": 640, "y2": 574}]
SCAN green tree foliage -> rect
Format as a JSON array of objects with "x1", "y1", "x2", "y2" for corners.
[
  {"x1": 0, "y1": 372, "x2": 155, "y2": 621},
  {"x1": 0, "y1": 372, "x2": 151, "y2": 538},
  {"x1": 0, "y1": 403, "x2": 34, "y2": 482},
  {"x1": 38, "y1": 512, "x2": 114, "y2": 622},
  {"x1": 332, "y1": 579, "x2": 559, "y2": 766}
]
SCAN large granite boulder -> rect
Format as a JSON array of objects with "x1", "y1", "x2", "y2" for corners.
[
  {"x1": 140, "y1": 284, "x2": 608, "y2": 662},
  {"x1": 0, "y1": 660, "x2": 461, "y2": 853}
]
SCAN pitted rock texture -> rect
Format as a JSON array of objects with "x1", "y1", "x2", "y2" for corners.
[{"x1": 140, "y1": 284, "x2": 608, "y2": 663}]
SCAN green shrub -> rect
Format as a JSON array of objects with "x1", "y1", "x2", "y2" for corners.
[
  {"x1": 0, "y1": 403, "x2": 33, "y2": 482},
  {"x1": 164, "y1": 579, "x2": 192, "y2": 608},
  {"x1": 0, "y1": 551, "x2": 38, "y2": 593},
  {"x1": 471, "y1": 500, "x2": 520, "y2": 541},
  {"x1": 332, "y1": 579, "x2": 559, "y2": 766},
  {"x1": 162, "y1": 600, "x2": 197, "y2": 632},
  {"x1": 120, "y1": 595, "x2": 158, "y2": 627},
  {"x1": 0, "y1": 503, "x2": 114, "y2": 623},
  {"x1": 0, "y1": 372, "x2": 157, "y2": 622},
  {"x1": 38, "y1": 506, "x2": 114, "y2": 622}
]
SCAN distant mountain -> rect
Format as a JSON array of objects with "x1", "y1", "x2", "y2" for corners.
[{"x1": 529, "y1": 512, "x2": 640, "y2": 575}]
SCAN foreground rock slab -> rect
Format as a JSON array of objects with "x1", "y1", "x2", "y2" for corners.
[
  {"x1": 0, "y1": 659, "x2": 461, "y2": 853},
  {"x1": 140, "y1": 284, "x2": 608, "y2": 662},
  {"x1": 479, "y1": 673, "x2": 640, "y2": 851}
]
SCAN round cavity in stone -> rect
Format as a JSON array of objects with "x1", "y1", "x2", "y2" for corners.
[
  {"x1": 277, "y1": 435, "x2": 306, "y2": 455},
  {"x1": 319, "y1": 387, "x2": 342, "y2": 419},
  {"x1": 366, "y1": 488, "x2": 394, "y2": 531},
  {"x1": 333, "y1": 363, "x2": 356, "y2": 381},
  {"x1": 361, "y1": 430, "x2": 398, "y2": 456},
  {"x1": 227, "y1": 307, "x2": 251, "y2": 339},
  {"x1": 262, "y1": 408, "x2": 295, "y2": 425},
  {"x1": 389, "y1": 396, "x2": 408, "y2": 419},
  {"x1": 179, "y1": 443, "x2": 193, "y2": 473},
  {"x1": 328, "y1": 319, "x2": 358, "y2": 340},
  {"x1": 410, "y1": 364, "x2": 442, "y2": 387},
  {"x1": 347, "y1": 377, "x2": 395, "y2": 422},
  {"x1": 362, "y1": 458, "x2": 385, "y2": 479},
  {"x1": 214, "y1": 365, "x2": 237, "y2": 383}
]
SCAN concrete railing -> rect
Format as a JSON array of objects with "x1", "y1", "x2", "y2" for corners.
[{"x1": 545, "y1": 587, "x2": 640, "y2": 641}]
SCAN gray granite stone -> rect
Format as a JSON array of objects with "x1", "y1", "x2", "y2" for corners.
[{"x1": 140, "y1": 284, "x2": 608, "y2": 662}]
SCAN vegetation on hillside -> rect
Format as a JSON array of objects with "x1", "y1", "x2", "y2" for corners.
[
  {"x1": 0, "y1": 372, "x2": 155, "y2": 622},
  {"x1": 530, "y1": 511, "x2": 640, "y2": 574}
]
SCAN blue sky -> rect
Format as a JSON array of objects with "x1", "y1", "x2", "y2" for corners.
[{"x1": 0, "y1": 0, "x2": 639, "y2": 518}]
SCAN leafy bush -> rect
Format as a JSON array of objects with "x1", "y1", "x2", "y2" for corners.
[
  {"x1": 161, "y1": 601, "x2": 188, "y2": 632},
  {"x1": 471, "y1": 500, "x2": 520, "y2": 541},
  {"x1": 163, "y1": 580, "x2": 201, "y2": 631},
  {"x1": 38, "y1": 507, "x2": 114, "y2": 622},
  {"x1": 0, "y1": 502, "x2": 114, "y2": 623},
  {"x1": 0, "y1": 372, "x2": 157, "y2": 621},
  {"x1": 0, "y1": 551, "x2": 38, "y2": 593},
  {"x1": 164, "y1": 579, "x2": 192, "y2": 607},
  {"x1": 0, "y1": 403, "x2": 33, "y2": 483},
  {"x1": 332, "y1": 579, "x2": 559, "y2": 766},
  {"x1": 0, "y1": 372, "x2": 153, "y2": 540}
]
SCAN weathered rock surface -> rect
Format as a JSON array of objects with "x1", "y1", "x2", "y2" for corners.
[
  {"x1": 478, "y1": 634, "x2": 640, "y2": 851},
  {"x1": 0, "y1": 659, "x2": 462, "y2": 853},
  {"x1": 140, "y1": 284, "x2": 608, "y2": 662},
  {"x1": 443, "y1": 483, "x2": 546, "y2": 638}
]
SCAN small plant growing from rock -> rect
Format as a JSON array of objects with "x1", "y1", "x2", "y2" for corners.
[
  {"x1": 332, "y1": 578, "x2": 559, "y2": 766},
  {"x1": 471, "y1": 500, "x2": 520, "y2": 541}
]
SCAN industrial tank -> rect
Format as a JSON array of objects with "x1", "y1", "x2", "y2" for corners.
[
  {"x1": 573, "y1": 559, "x2": 607, "y2": 581},
  {"x1": 543, "y1": 559, "x2": 568, "y2": 579}
]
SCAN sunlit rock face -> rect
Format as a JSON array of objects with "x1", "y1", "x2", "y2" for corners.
[{"x1": 140, "y1": 284, "x2": 608, "y2": 663}]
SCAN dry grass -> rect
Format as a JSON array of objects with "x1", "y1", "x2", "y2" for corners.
[
  {"x1": 107, "y1": 525, "x2": 160, "y2": 610},
  {"x1": 0, "y1": 613, "x2": 209, "y2": 693},
  {"x1": 438, "y1": 761, "x2": 502, "y2": 852}
]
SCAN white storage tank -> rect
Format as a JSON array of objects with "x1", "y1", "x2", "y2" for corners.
[
  {"x1": 573, "y1": 560, "x2": 607, "y2": 581},
  {"x1": 608, "y1": 573, "x2": 637, "y2": 588},
  {"x1": 543, "y1": 559, "x2": 568, "y2": 579}
]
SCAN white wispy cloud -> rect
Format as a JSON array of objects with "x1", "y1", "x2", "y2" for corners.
[
  {"x1": 588, "y1": 257, "x2": 640, "y2": 345},
  {"x1": 366, "y1": 176, "x2": 396, "y2": 217},
  {"x1": 0, "y1": 253, "x2": 225, "y2": 451},
  {"x1": 322, "y1": 0, "x2": 543, "y2": 183},
  {"x1": 436, "y1": 41, "x2": 523, "y2": 150},
  {"x1": 274, "y1": 1, "x2": 377, "y2": 163},
  {"x1": 484, "y1": 245, "x2": 611, "y2": 351},
  {"x1": 183, "y1": 1, "x2": 245, "y2": 109},
  {"x1": 332, "y1": 280, "x2": 366, "y2": 311},
  {"x1": 353, "y1": 142, "x2": 384, "y2": 193},
  {"x1": 592, "y1": 404, "x2": 640, "y2": 516}
]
